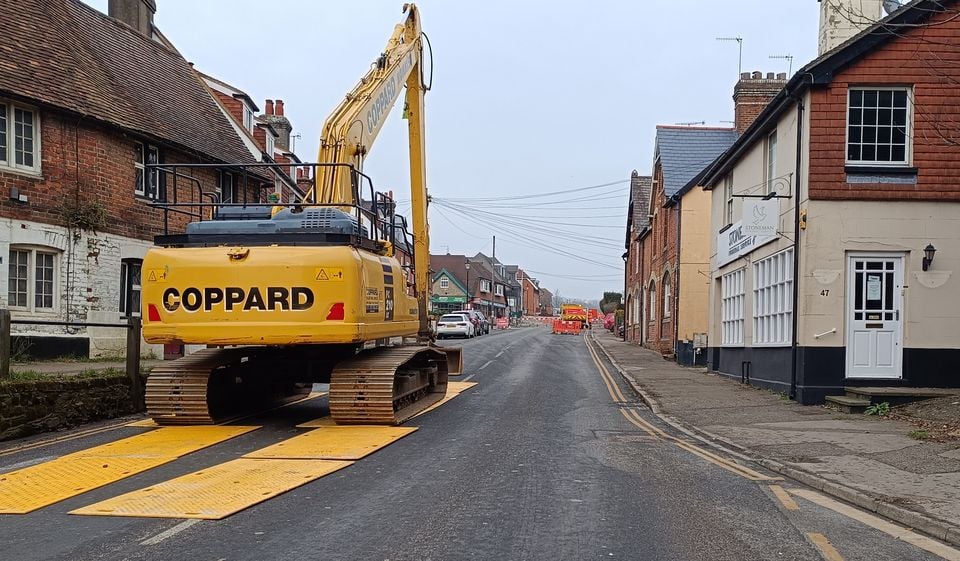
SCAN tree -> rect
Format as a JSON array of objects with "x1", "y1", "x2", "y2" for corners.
[{"x1": 599, "y1": 291, "x2": 623, "y2": 313}]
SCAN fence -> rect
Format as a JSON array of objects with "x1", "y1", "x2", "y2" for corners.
[{"x1": 0, "y1": 309, "x2": 143, "y2": 400}]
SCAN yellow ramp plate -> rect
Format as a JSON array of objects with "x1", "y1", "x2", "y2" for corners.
[
  {"x1": 245, "y1": 426, "x2": 417, "y2": 460},
  {"x1": 296, "y1": 416, "x2": 338, "y2": 429},
  {"x1": 126, "y1": 419, "x2": 158, "y2": 428},
  {"x1": 71, "y1": 458, "x2": 351, "y2": 520},
  {"x1": 0, "y1": 456, "x2": 172, "y2": 514},
  {"x1": 447, "y1": 381, "x2": 478, "y2": 393},
  {"x1": 68, "y1": 426, "x2": 259, "y2": 459}
]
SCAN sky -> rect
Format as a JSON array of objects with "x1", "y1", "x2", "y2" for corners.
[{"x1": 87, "y1": 0, "x2": 821, "y2": 301}]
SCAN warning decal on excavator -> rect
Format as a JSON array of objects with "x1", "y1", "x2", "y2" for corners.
[
  {"x1": 146, "y1": 269, "x2": 167, "y2": 282},
  {"x1": 315, "y1": 267, "x2": 344, "y2": 281}
]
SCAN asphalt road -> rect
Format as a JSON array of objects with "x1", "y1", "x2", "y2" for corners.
[{"x1": 0, "y1": 326, "x2": 956, "y2": 561}]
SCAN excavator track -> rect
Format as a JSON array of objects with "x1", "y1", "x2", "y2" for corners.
[
  {"x1": 329, "y1": 345, "x2": 450, "y2": 425},
  {"x1": 145, "y1": 347, "x2": 310, "y2": 425}
]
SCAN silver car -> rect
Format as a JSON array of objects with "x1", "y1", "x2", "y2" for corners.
[{"x1": 436, "y1": 313, "x2": 475, "y2": 339}]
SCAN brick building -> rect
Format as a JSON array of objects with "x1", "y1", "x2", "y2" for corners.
[
  {"x1": 702, "y1": 0, "x2": 960, "y2": 403},
  {"x1": 516, "y1": 269, "x2": 541, "y2": 316},
  {"x1": 624, "y1": 172, "x2": 652, "y2": 343},
  {"x1": 0, "y1": 0, "x2": 299, "y2": 357}
]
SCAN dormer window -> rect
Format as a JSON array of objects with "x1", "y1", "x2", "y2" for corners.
[
  {"x1": 266, "y1": 133, "x2": 275, "y2": 157},
  {"x1": 242, "y1": 105, "x2": 254, "y2": 132}
]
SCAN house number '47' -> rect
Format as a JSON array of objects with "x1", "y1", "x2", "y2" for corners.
[{"x1": 820, "y1": 289, "x2": 830, "y2": 297}]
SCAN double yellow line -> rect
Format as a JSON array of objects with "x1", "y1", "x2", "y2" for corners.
[{"x1": 584, "y1": 335, "x2": 776, "y2": 482}]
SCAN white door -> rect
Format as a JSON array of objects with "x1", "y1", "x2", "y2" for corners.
[{"x1": 846, "y1": 254, "x2": 903, "y2": 379}]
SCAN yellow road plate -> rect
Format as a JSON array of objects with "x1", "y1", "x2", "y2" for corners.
[
  {"x1": 447, "y1": 381, "x2": 478, "y2": 393},
  {"x1": 126, "y1": 419, "x2": 158, "y2": 428},
  {"x1": 68, "y1": 426, "x2": 258, "y2": 459},
  {"x1": 244, "y1": 426, "x2": 417, "y2": 460},
  {"x1": 70, "y1": 458, "x2": 352, "y2": 520},
  {"x1": 296, "y1": 384, "x2": 476, "y2": 427},
  {"x1": 0, "y1": 426, "x2": 258, "y2": 514},
  {"x1": 0, "y1": 456, "x2": 172, "y2": 514},
  {"x1": 295, "y1": 416, "x2": 338, "y2": 429}
]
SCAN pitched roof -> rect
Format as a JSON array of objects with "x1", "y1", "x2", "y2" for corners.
[
  {"x1": 0, "y1": 0, "x2": 257, "y2": 165},
  {"x1": 432, "y1": 268, "x2": 468, "y2": 293},
  {"x1": 702, "y1": 0, "x2": 955, "y2": 188},
  {"x1": 629, "y1": 171, "x2": 653, "y2": 229},
  {"x1": 654, "y1": 126, "x2": 738, "y2": 198}
]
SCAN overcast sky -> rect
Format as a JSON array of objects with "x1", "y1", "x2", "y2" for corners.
[{"x1": 87, "y1": 0, "x2": 820, "y2": 300}]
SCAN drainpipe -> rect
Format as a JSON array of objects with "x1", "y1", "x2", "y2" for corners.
[
  {"x1": 674, "y1": 198, "x2": 682, "y2": 359},
  {"x1": 790, "y1": 96, "x2": 805, "y2": 400}
]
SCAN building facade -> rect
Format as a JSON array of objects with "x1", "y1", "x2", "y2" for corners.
[{"x1": 703, "y1": 0, "x2": 960, "y2": 403}]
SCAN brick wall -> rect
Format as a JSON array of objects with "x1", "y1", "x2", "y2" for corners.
[
  {"x1": 640, "y1": 164, "x2": 679, "y2": 356},
  {"x1": 734, "y1": 72, "x2": 788, "y2": 135},
  {"x1": 808, "y1": 8, "x2": 960, "y2": 200}
]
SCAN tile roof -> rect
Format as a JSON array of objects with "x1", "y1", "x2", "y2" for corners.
[
  {"x1": 0, "y1": 0, "x2": 257, "y2": 165},
  {"x1": 654, "y1": 126, "x2": 738, "y2": 198}
]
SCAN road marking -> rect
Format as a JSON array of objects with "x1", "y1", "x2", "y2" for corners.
[
  {"x1": 769, "y1": 485, "x2": 799, "y2": 510},
  {"x1": 479, "y1": 360, "x2": 493, "y2": 370},
  {"x1": 495, "y1": 351, "x2": 504, "y2": 358},
  {"x1": 140, "y1": 519, "x2": 201, "y2": 545},
  {"x1": 0, "y1": 420, "x2": 132, "y2": 458},
  {"x1": 807, "y1": 533, "x2": 845, "y2": 561},
  {"x1": 791, "y1": 489, "x2": 960, "y2": 561},
  {"x1": 0, "y1": 455, "x2": 58, "y2": 473}
]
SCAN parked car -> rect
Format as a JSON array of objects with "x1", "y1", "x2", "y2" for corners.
[
  {"x1": 436, "y1": 313, "x2": 475, "y2": 339},
  {"x1": 452, "y1": 310, "x2": 487, "y2": 335},
  {"x1": 604, "y1": 313, "x2": 615, "y2": 331}
]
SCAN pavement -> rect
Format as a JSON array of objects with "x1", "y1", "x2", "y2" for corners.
[{"x1": 591, "y1": 327, "x2": 960, "y2": 546}]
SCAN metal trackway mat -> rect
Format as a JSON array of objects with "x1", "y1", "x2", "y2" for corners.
[
  {"x1": 0, "y1": 426, "x2": 258, "y2": 514},
  {"x1": 70, "y1": 458, "x2": 352, "y2": 520},
  {"x1": 244, "y1": 426, "x2": 418, "y2": 460}
]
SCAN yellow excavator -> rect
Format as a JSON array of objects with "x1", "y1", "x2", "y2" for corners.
[{"x1": 140, "y1": 3, "x2": 461, "y2": 425}]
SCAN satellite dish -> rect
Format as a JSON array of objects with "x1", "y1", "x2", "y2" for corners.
[{"x1": 883, "y1": 0, "x2": 903, "y2": 15}]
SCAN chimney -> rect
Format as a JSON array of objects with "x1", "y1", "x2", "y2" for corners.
[
  {"x1": 818, "y1": 0, "x2": 884, "y2": 55},
  {"x1": 108, "y1": 0, "x2": 156, "y2": 37},
  {"x1": 258, "y1": 99, "x2": 293, "y2": 151},
  {"x1": 733, "y1": 71, "x2": 788, "y2": 134}
]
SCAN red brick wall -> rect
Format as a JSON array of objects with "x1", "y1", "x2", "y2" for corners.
[
  {"x1": 0, "y1": 109, "x2": 261, "y2": 241},
  {"x1": 639, "y1": 164, "x2": 679, "y2": 355},
  {"x1": 212, "y1": 91, "x2": 244, "y2": 125},
  {"x1": 809, "y1": 9, "x2": 960, "y2": 200}
]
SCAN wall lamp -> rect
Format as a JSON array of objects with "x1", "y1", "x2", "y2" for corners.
[{"x1": 922, "y1": 244, "x2": 937, "y2": 271}]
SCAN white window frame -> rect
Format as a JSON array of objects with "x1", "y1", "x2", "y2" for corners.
[
  {"x1": 721, "y1": 268, "x2": 745, "y2": 347},
  {"x1": 134, "y1": 141, "x2": 160, "y2": 199},
  {"x1": 439, "y1": 277, "x2": 449, "y2": 289},
  {"x1": 7, "y1": 246, "x2": 58, "y2": 313},
  {"x1": 723, "y1": 174, "x2": 734, "y2": 225},
  {"x1": 662, "y1": 272, "x2": 672, "y2": 319},
  {"x1": 766, "y1": 130, "x2": 777, "y2": 194},
  {"x1": 218, "y1": 171, "x2": 237, "y2": 203},
  {"x1": 242, "y1": 105, "x2": 254, "y2": 132},
  {"x1": 0, "y1": 100, "x2": 41, "y2": 174},
  {"x1": 752, "y1": 249, "x2": 793, "y2": 347},
  {"x1": 846, "y1": 86, "x2": 912, "y2": 167},
  {"x1": 495, "y1": 284, "x2": 504, "y2": 296},
  {"x1": 120, "y1": 258, "x2": 143, "y2": 318},
  {"x1": 480, "y1": 279, "x2": 491, "y2": 293},
  {"x1": 266, "y1": 133, "x2": 275, "y2": 157}
]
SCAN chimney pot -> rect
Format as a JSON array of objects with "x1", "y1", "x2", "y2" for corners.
[
  {"x1": 275, "y1": 100, "x2": 285, "y2": 116},
  {"x1": 740, "y1": 72, "x2": 751, "y2": 80},
  {"x1": 777, "y1": 72, "x2": 787, "y2": 80},
  {"x1": 265, "y1": 99, "x2": 274, "y2": 115},
  {"x1": 108, "y1": 0, "x2": 156, "y2": 37},
  {"x1": 752, "y1": 71, "x2": 762, "y2": 79},
  {"x1": 766, "y1": 72, "x2": 775, "y2": 79}
]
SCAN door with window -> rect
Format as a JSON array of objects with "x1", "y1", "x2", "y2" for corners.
[{"x1": 846, "y1": 254, "x2": 903, "y2": 379}]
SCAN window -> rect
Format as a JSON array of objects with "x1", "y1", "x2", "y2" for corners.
[
  {"x1": 723, "y1": 174, "x2": 734, "y2": 225},
  {"x1": 242, "y1": 106, "x2": 254, "y2": 132},
  {"x1": 766, "y1": 130, "x2": 777, "y2": 193},
  {"x1": 721, "y1": 268, "x2": 745, "y2": 346},
  {"x1": 0, "y1": 101, "x2": 40, "y2": 172},
  {"x1": 753, "y1": 249, "x2": 793, "y2": 346},
  {"x1": 480, "y1": 279, "x2": 491, "y2": 293},
  {"x1": 266, "y1": 134, "x2": 275, "y2": 156},
  {"x1": 495, "y1": 284, "x2": 504, "y2": 296},
  {"x1": 120, "y1": 258, "x2": 143, "y2": 318},
  {"x1": 218, "y1": 171, "x2": 237, "y2": 203},
  {"x1": 439, "y1": 277, "x2": 449, "y2": 289},
  {"x1": 662, "y1": 272, "x2": 671, "y2": 318},
  {"x1": 134, "y1": 142, "x2": 160, "y2": 199},
  {"x1": 847, "y1": 87, "x2": 910, "y2": 165},
  {"x1": 8, "y1": 247, "x2": 57, "y2": 311},
  {"x1": 648, "y1": 280, "x2": 656, "y2": 323}
]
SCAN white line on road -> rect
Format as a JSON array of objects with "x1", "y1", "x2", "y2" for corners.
[
  {"x1": 479, "y1": 360, "x2": 493, "y2": 370},
  {"x1": 140, "y1": 519, "x2": 201, "y2": 546},
  {"x1": 495, "y1": 351, "x2": 504, "y2": 358},
  {"x1": 0, "y1": 455, "x2": 57, "y2": 473}
]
